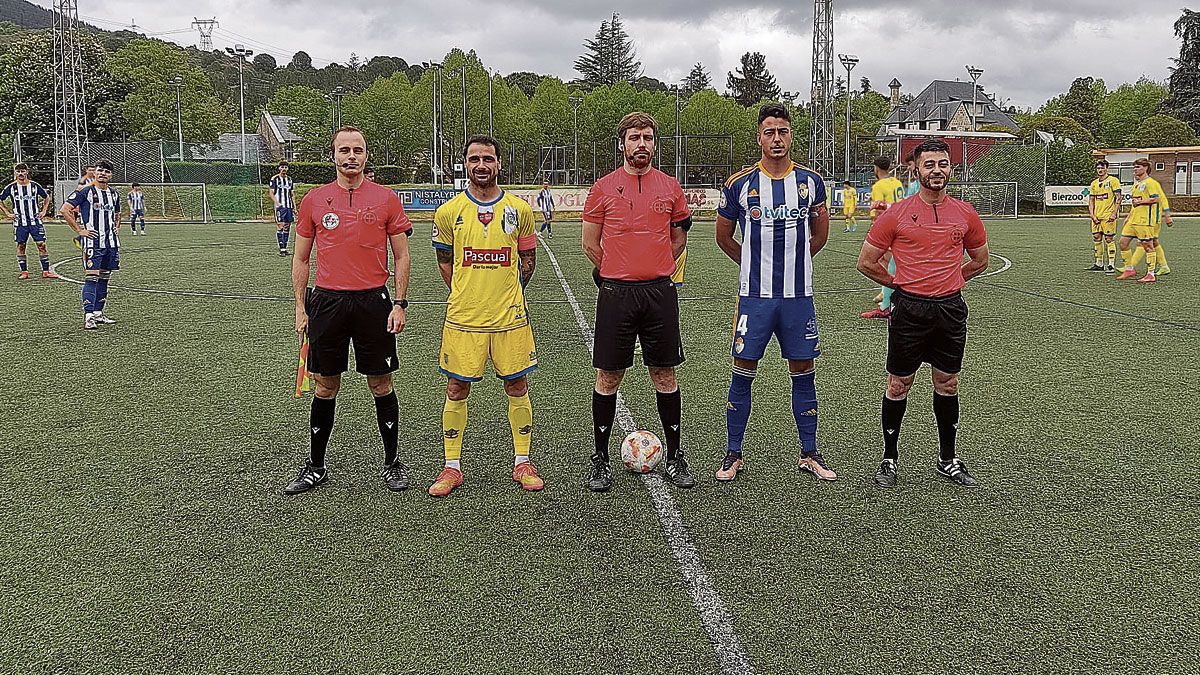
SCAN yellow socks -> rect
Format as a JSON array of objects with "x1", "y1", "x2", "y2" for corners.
[
  {"x1": 1106, "y1": 242, "x2": 1118, "y2": 266},
  {"x1": 508, "y1": 394, "x2": 533, "y2": 458},
  {"x1": 1130, "y1": 246, "x2": 1145, "y2": 268},
  {"x1": 1155, "y1": 244, "x2": 1168, "y2": 269},
  {"x1": 1093, "y1": 241, "x2": 1104, "y2": 265},
  {"x1": 1146, "y1": 250, "x2": 1157, "y2": 274},
  {"x1": 442, "y1": 397, "x2": 467, "y2": 463}
]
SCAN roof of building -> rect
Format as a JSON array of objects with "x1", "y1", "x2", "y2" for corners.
[
  {"x1": 186, "y1": 133, "x2": 271, "y2": 162},
  {"x1": 262, "y1": 111, "x2": 304, "y2": 144},
  {"x1": 883, "y1": 79, "x2": 1019, "y2": 131}
]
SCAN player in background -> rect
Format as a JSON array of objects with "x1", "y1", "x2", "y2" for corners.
[
  {"x1": 127, "y1": 183, "x2": 146, "y2": 235},
  {"x1": 536, "y1": 181, "x2": 554, "y2": 238},
  {"x1": 77, "y1": 165, "x2": 95, "y2": 189},
  {"x1": 903, "y1": 150, "x2": 920, "y2": 198},
  {"x1": 1128, "y1": 191, "x2": 1172, "y2": 275},
  {"x1": 861, "y1": 156, "x2": 906, "y2": 320},
  {"x1": 1087, "y1": 160, "x2": 1122, "y2": 273},
  {"x1": 430, "y1": 135, "x2": 542, "y2": 497},
  {"x1": 714, "y1": 103, "x2": 834, "y2": 482},
  {"x1": 841, "y1": 180, "x2": 858, "y2": 232},
  {"x1": 1116, "y1": 158, "x2": 1163, "y2": 283},
  {"x1": 62, "y1": 159, "x2": 122, "y2": 329},
  {"x1": 856, "y1": 138, "x2": 990, "y2": 488},
  {"x1": 364, "y1": 167, "x2": 377, "y2": 183},
  {"x1": 269, "y1": 161, "x2": 295, "y2": 256},
  {"x1": 0, "y1": 163, "x2": 57, "y2": 279},
  {"x1": 583, "y1": 112, "x2": 694, "y2": 491}
]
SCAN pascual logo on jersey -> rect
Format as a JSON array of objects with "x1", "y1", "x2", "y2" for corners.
[
  {"x1": 463, "y1": 247, "x2": 512, "y2": 266},
  {"x1": 748, "y1": 205, "x2": 809, "y2": 221},
  {"x1": 322, "y1": 213, "x2": 340, "y2": 229}
]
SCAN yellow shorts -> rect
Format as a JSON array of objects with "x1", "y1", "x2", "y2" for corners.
[
  {"x1": 843, "y1": 207, "x2": 856, "y2": 218},
  {"x1": 1122, "y1": 222, "x2": 1157, "y2": 240},
  {"x1": 439, "y1": 323, "x2": 537, "y2": 382},
  {"x1": 1090, "y1": 217, "x2": 1117, "y2": 236}
]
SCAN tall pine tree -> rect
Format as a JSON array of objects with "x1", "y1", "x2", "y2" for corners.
[
  {"x1": 1167, "y1": 8, "x2": 1200, "y2": 133},
  {"x1": 681, "y1": 63, "x2": 711, "y2": 96},
  {"x1": 574, "y1": 13, "x2": 642, "y2": 88},
  {"x1": 727, "y1": 52, "x2": 779, "y2": 107}
]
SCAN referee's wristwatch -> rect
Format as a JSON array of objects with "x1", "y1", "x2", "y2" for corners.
[{"x1": 393, "y1": 299, "x2": 409, "y2": 309}]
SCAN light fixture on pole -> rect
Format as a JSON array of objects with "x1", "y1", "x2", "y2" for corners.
[
  {"x1": 224, "y1": 44, "x2": 253, "y2": 164},
  {"x1": 330, "y1": 86, "x2": 345, "y2": 129},
  {"x1": 966, "y1": 65, "x2": 984, "y2": 132},
  {"x1": 671, "y1": 85, "x2": 682, "y2": 182},
  {"x1": 569, "y1": 96, "x2": 582, "y2": 185},
  {"x1": 838, "y1": 53, "x2": 859, "y2": 180},
  {"x1": 169, "y1": 75, "x2": 185, "y2": 162}
]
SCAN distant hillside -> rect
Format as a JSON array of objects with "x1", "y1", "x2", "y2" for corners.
[{"x1": 0, "y1": 0, "x2": 54, "y2": 29}]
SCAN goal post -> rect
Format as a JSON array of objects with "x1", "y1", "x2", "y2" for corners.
[
  {"x1": 54, "y1": 182, "x2": 210, "y2": 223},
  {"x1": 946, "y1": 181, "x2": 1018, "y2": 219}
]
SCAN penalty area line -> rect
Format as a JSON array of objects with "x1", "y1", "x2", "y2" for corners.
[{"x1": 538, "y1": 234, "x2": 754, "y2": 675}]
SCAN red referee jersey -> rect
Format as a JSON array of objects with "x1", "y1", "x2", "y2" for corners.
[
  {"x1": 866, "y1": 194, "x2": 987, "y2": 297},
  {"x1": 297, "y1": 180, "x2": 413, "y2": 290},
  {"x1": 583, "y1": 167, "x2": 690, "y2": 281}
]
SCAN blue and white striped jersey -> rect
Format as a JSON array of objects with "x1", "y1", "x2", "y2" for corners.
[
  {"x1": 718, "y1": 162, "x2": 827, "y2": 298},
  {"x1": 128, "y1": 190, "x2": 145, "y2": 213},
  {"x1": 67, "y1": 185, "x2": 122, "y2": 249},
  {"x1": 269, "y1": 174, "x2": 295, "y2": 209},
  {"x1": 0, "y1": 181, "x2": 48, "y2": 224}
]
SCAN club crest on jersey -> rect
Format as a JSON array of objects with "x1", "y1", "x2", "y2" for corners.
[
  {"x1": 798, "y1": 183, "x2": 810, "y2": 199},
  {"x1": 360, "y1": 208, "x2": 377, "y2": 225},
  {"x1": 463, "y1": 246, "x2": 512, "y2": 267},
  {"x1": 950, "y1": 226, "x2": 966, "y2": 244},
  {"x1": 734, "y1": 337, "x2": 745, "y2": 354},
  {"x1": 502, "y1": 205, "x2": 518, "y2": 234},
  {"x1": 322, "y1": 213, "x2": 340, "y2": 230},
  {"x1": 718, "y1": 191, "x2": 728, "y2": 210},
  {"x1": 651, "y1": 197, "x2": 671, "y2": 214},
  {"x1": 478, "y1": 206, "x2": 494, "y2": 226}
]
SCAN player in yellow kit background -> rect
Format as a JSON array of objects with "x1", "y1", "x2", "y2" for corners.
[
  {"x1": 1116, "y1": 158, "x2": 1164, "y2": 283},
  {"x1": 1087, "y1": 159, "x2": 1122, "y2": 273},
  {"x1": 861, "y1": 157, "x2": 905, "y2": 319},
  {"x1": 430, "y1": 134, "x2": 543, "y2": 497},
  {"x1": 842, "y1": 180, "x2": 859, "y2": 232}
]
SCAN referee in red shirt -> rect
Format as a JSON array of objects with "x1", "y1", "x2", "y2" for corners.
[
  {"x1": 856, "y1": 138, "x2": 990, "y2": 488},
  {"x1": 582, "y1": 112, "x2": 694, "y2": 491},
  {"x1": 283, "y1": 127, "x2": 414, "y2": 495}
]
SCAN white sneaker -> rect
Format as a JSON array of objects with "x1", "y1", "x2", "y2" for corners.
[
  {"x1": 84, "y1": 313, "x2": 98, "y2": 330},
  {"x1": 93, "y1": 312, "x2": 117, "y2": 325}
]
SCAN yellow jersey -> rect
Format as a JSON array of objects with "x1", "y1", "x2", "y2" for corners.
[
  {"x1": 870, "y1": 176, "x2": 905, "y2": 217},
  {"x1": 1089, "y1": 176, "x2": 1122, "y2": 219},
  {"x1": 1128, "y1": 178, "x2": 1164, "y2": 226},
  {"x1": 433, "y1": 191, "x2": 536, "y2": 332},
  {"x1": 841, "y1": 187, "x2": 857, "y2": 211}
]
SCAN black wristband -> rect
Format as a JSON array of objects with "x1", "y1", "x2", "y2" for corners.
[{"x1": 393, "y1": 299, "x2": 408, "y2": 309}]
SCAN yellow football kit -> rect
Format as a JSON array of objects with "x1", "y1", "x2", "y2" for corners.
[
  {"x1": 870, "y1": 176, "x2": 905, "y2": 218},
  {"x1": 841, "y1": 186, "x2": 858, "y2": 217},
  {"x1": 433, "y1": 191, "x2": 537, "y2": 381},
  {"x1": 1123, "y1": 178, "x2": 1164, "y2": 241},
  {"x1": 1089, "y1": 175, "x2": 1122, "y2": 236}
]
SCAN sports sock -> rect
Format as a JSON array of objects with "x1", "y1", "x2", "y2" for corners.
[
  {"x1": 592, "y1": 390, "x2": 617, "y2": 462},
  {"x1": 1122, "y1": 247, "x2": 1136, "y2": 270},
  {"x1": 932, "y1": 392, "x2": 959, "y2": 462},
  {"x1": 1155, "y1": 244, "x2": 1168, "y2": 269},
  {"x1": 882, "y1": 395, "x2": 907, "y2": 460},
  {"x1": 282, "y1": 228, "x2": 290, "y2": 249},
  {"x1": 880, "y1": 257, "x2": 897, "y2": 310},
  {"x1": 725, "y1": 366, "x2": 755, "y2": 455},
  {"x1": 1146, "y1": 250, "x2": 1157, "y2": 274},
  {"x1": 308, "y1": 395, "x2": 336, "y2": 468},
  {"x1": 81, "y1": 277, "x2": 98, "y2": 314},
  {"x1": 276, "y1": 230, "x2": 285, "y2": 250},
  {"x1": 374, "y1": 391, "x2": 399, "y2": 466},
  {"x1": 1106, "y1": 241, "x2": 1118, "y2": 266},
  {"x1": 1130, "y1": 246, "x2": 1145, "y2": 268},
  {"x1": 442, "y1": 397, "x2": 467, "y2": 463},
  {"x1": 17, "y1": 255, "x2": 27, "y2": 272},
  {"x1": 507, "y1": 393, "x2": 533, "y2": 460},
  {"x1": 655, "y1": 389, "x2": 682, "y2": 460},
  {"x1": 791, "y1": 369, "x2": 818, "y2": 457},
  {"x1": 1093, "y1": 241, "x2": 1104, "y2": 265},
  {"x1": 96, "y1": 277, "x2": 109, "y2": 311},
  {"x1": 38, "y1": 255, "x2": 49, "y2": 272}
]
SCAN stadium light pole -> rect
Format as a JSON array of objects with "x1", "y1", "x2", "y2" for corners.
[
  {"x1": 966, "y1": 65, "x2": 984, "y2": 132},
  {"x1": 569, "y1": 96, "x2": 582, "y2": 185},
  {"x1": 424, "y1": 62, "x2": 443, "y2": 185},
  {"x1": 488, "y1": 69, "x2": 494, "y2": 137},
  {"x1": 330, "y1": 86, "x2": 345, "y2": 129},
  {"x1": 671, "y1": 85, "x2": 682, "y2": 182},
  {"x1": 225, "y1": 44, "x2": 253, "y2": 164},
  {"x1": 838, "y1": 54, "x2": 859, "y2": 180},
  {"x1": 169, "y1": 76, "x2": 185, "y2": 162}
]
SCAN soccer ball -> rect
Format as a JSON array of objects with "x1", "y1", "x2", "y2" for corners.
[{"x1": 621, "y1": 430, "x2": 664, "y2": 473}]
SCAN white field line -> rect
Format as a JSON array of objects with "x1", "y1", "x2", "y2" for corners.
[{"x1": 538, "y1": 234, "x2": 754, "y2": 675}]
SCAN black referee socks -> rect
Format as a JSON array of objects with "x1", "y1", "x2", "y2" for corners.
[
  {"x1": 309, "y1": 396, "x2": 336, "y2": 468},
  {"x1": 655, "y1": 389, "x2": 682, "y2": 459},
  {"x1": 933, "y1": 392, "x2": 959, "y2": 462},
  {"x1": 882, "y1": 395, "x2": 907, "y2": 461},
  {"x1": 592, "y1": 391, "x2": 617, "y2": 462},
  {"x1": 375, "y1": 391, "x2": 400, "y2": 466}
]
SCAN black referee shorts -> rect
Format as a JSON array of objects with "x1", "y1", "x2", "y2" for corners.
[
  {"x1": 306, "y1": 286, "x2": 398, "y2": 377},
  {"x1": 886, "y1": 289, "x2": 968, "y2": 377},
  {"x1": 593, "y1": 276, "x2": 684, "y2": 371}
]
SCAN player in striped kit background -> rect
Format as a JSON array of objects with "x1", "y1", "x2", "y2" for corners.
[
  {"x1": 269, "y1": 162, "x2": 295, "y2": 256},
  {"x1": 0, "y1": 163, "x2": 57, "y2": 280},
  {"x1": 62, "y1": 159, "x2": 123, "y2": 330},
  {"x1": 128, "y1": 183, "x2": 146, "y2": 235}
]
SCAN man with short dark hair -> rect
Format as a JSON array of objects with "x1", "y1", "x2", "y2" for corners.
[
  {"x1": 283, "y1": 127, "x2": 414, "y2": 495},
  {"x1": 714, "y1": 103, "x2": 833, "y2": 482},
  {"x1": 0, "y1": 163, "x2": 56, "y2": 279},
  {"x1": 1116, "y1": 158, "x2": 1164, "y2": 283},
  {"x1": 62, "y1": 159, "x2": 122, "y2": 329},
  {"x1": 856, "y1": 138, "x2": 990, "y2": 488},
  {"x1": 536, "y1": 180, "x2": 554, "y2": 238},
  {"x1": 1087, "y1": 159, "x2": 1122, "y2": 273},
  {"x1": 128, "y1": 182, "x2": 146, "y2": 235},
  {"x1": 269, "y1": 161, "x2": 295, "y2": 256},
  {"x1": 583, "y1": 111, "x2": 694, "y2": 491},
  {"x1": 862, "y1": 156, "x2": 906, "y2": 320}
]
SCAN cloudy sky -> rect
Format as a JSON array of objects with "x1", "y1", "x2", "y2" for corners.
[{"x1": 37, "y1": 0, "x2": 1183, "y2": 108}]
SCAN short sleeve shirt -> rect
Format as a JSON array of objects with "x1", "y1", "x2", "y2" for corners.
[
  {"x1": 297, "y1": 181, "x2": 412, "y2": 290},
  {"x1": 866, "y1": 195, "x2": 987, "y2": 297},
  {"x1": 583, "y1": 167, "x2": 690, "y2": 281}
]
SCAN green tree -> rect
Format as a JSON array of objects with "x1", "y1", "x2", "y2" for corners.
[
  {"x1": 1127, "y1": 114, "x2": 1198, "y2": 146},
  {"x1": 727, "y1": 52, "x2": 779, "y2": 107},
  {"x1": 504, "y1": 71, "x2": 543, "y2": 98},
  {"x1": 1166, "y1": 8, "x2": 1200, "y2": 132},
  {"x1": 529, "y1": 77, "x2": 573, "y2": 147},
  {"x1": 1021, "y1": 115, "x2": 1095, "y2": 145},
  {"x1": 343, "y1": 72, "x2": 423, "y2": 166},
  {"x1": 107, "y1": 39, "x2": 228, "y2": 144},
  {"x1": 266, "y1": 85, "x2": 332, "y2": 158},
  {"x1": 1100, "y1": 79, "x2": 1168, "y2": 146},
  {"x1": 1045, "y1": 76, "x2": 1105, "y2": 138},
  {"x1": 574, "y1": 13, "x2": 642, "y2": 88},
  {"x1": 681, "y1": 63, "x2": 711, "y2": 97},
  {"x1": 1045, "y1": 139, "x2": 1095, "y2": 184}
]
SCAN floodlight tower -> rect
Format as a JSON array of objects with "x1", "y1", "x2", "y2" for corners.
[
  {"x1": 192, "y1": 18, "x2": 218, "y2": 51},
  {"x1": 838, "y1": 53, "x2": 858, "y2": 179},
  {"x1": 53, "y1": 0, "x2": 87, "y2": 184},
  {"x1": 809, "y1": 0, "x2": 836, "y2": 177}
]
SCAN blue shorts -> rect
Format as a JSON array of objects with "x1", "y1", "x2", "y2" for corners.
[
  {"x1": 132, "y1": 209, "x2": 144, "y2": 217},
  {"x1": 276, "y1": 207, "x2": 294, "y2": 224},
  {"x1": 731, "y1": 295, "x2": 820, "y2": 361},
  {"x1": 84, "y1": 247, "x2": 120, "y2": 271},
  {"x1": 14, "y1": 221, "x2": 46, "y2": 244}
]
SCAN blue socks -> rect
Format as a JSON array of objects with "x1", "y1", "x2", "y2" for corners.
[
  {"x1": 96, "y1": 277, "x2": 110, "y2": 311},
  {"x1": 277, "y1": 229, "x2": 290, "y2": 250},
  {"x1": 17, "y1": 255, "x2": 27, "y2": 272},
  {"x1": 791, "y1": 369, "x2": 818, "y2": 457},
  {"x1": 725, "y1": 366, "x2": 755, "y2": 455},
  {"x1": 39, "y1": 255, "x2": 49, "y2": 272},
  {"x1": 82, "y1": 277, "x2": 98, "y2": 313}
]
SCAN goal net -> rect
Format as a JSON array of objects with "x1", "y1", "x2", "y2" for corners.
[
  {"x1": 55, "y1": 182, "x2": 209, "y2": 223},
  {"x1": 947, "y1": 181, "x2": 1018, "y2": 219}
]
